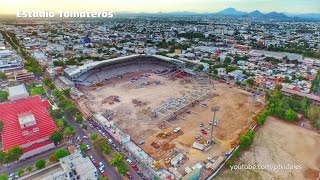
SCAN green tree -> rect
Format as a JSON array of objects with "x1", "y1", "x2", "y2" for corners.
[
  {"x1": 62, "y1": 88, "x2": 71, "y2": 97},
  {"x1": 90, "y1": 134, "x2": 98, "y2": 141},
  {"x1": 225, "y1": 160, "x2": 234, "y2": 168},
  {"x1": 233, "y1": 148, "x2": 240, "y2": 158},
  {"x1": 56, "y1": 118, "x2": 67, "y2": 128},
  {"x1": 110, "y1": 152, "x2": 125, "y2": 167},
  {"x1": 48, "y1": 83, "x2": 56, "y2": 90},
  {"x1": 239, "y1": 130, "x2": 255, "y2": 148},
  {"x1": 49, "y1": 154, "x2": 58, "y2": 162},
  {"x1": 50, "y1": 131, "x2": 64, "y2": 144},
  {"x1": 284, "y1": 76, "x2": 291, "y2": 83},
  {"x1": 26, "y1": 166, "x2": 33, "y2": 172},
  {"x1": 226, "y1": 66, "x2": 238, "y2": 73},
  {"x1": 5, "y1": 146, "x2": 23, "y2": 163},
  {"x1": 16, "y1": 168, "x2": 24, "y2": 177},
  {"x1": 49, "y1": 109, "x2": 64, "y2": 119},
  {"x1": 0, "y1": 151, "x2": 5, "y2": 164},
  {"x1": 92, "y1": 137, "x2": 112, "y2": 155},
  {"x1": 75, "y1": 115, "x2": 83, "y2": 124},
  {"x1": 0, "y1": 174, "x2": 8, "y2": 180},
  {"x1": 64, "y1": 126, "x2": 76, "y2": 135},
  {"x1": 284, "y1": 109, "x2": 298, "y2": 122},
  {"x1": 246, "y1": 78, "x2": 254, "y2": 86},
  {"x1": 80, "y1": 143, "x2": 87, "y2": 151},
  {"x1": 66, "y1": 105, "x2": 78, "y2": 115},
  {"x1": 35, "y1": 159, "x2": 46, "y2": 169},
  {"x1": 43, "y1": 78, "x2": 52, "y2": 86},
  {"x1": 224, "y1": 57, "x2": 232, "y2": 65},
  {"x1": 52, "y1": 89, "x2": 63, "y2": 100},
  {"x1": 0, "y1": 91, "x2": 9, "y2": 102},
  {"x1": 239, "y1": 136, "x2": 252, "y2": 148},
  {"x1": 58, "y1": 99, "x2": 73, "y2": 109},
  {"x1": 54, "y1": 148, "x2": 69, "y2": 159},
  {"x1": 307, "y1": 104, "x2": 320, "y2": 129},
  {"x1": 196, "y1": 64, "x2": 204, "y2": 71},
  {"x1": 117, "y1": 162, "x2": 129, "y2": 175},
  {"x1": 0, "y1": 72, "x2": 7, "y2": 80}
]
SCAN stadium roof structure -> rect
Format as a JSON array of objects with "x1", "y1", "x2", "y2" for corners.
[
  {"x1": 0, "y1": 96, "x2": 56, "y2": 151},
  {"x1": 64, "y1": 54, "x2": 185, "y2": 79}
]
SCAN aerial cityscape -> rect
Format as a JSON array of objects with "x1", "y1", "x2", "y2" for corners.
[{"x1": 0, "y1": 0, "x2": 319, "y2": 180}]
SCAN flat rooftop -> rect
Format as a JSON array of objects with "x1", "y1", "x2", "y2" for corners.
[{"x1": 59, "y1": 151, "x2": 98, "y2": 180}]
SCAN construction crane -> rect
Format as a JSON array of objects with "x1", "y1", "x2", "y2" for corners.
[{"x1": 209, "y1": 106, "x2": 220, "y2": 145}]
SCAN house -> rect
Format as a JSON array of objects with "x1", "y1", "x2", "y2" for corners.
[
  {"x1": 216, "y1": 68, "x2": 226, "y2": 76},
  {"x1": 0, "y1": 96, "x2": 57, "y2": 159}
]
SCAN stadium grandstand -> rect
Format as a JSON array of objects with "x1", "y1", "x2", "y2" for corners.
[{"x1": 64, "y1": 54, "x2": 186, "y2": 86}]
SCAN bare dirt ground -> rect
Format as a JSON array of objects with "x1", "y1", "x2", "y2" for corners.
[
  {"x1": 141, "y1": 82, "x2": 264, "y2": 174},
  {"x1": 78, "y1": 72, "x2": 264, "y2": 175},
  {"x1": 78, "y1": 72, "x2": 191, "y2": 140},
  {"x1": 216, "y1": 117, "x2": 320, "y2": 180}
]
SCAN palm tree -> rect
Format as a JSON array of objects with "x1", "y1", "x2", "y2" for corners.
[{"x1": 110, "y1": 152, "x2": 125, "y2": 167}]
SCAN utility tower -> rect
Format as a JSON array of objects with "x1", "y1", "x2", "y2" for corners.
[{"x1": 209, "y1": 106, "x2": 220, "y2": 145}]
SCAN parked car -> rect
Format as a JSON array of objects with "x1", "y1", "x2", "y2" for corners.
[
  {"x1": 86, "y1": 145, "x2": 91, "y2": 150},
  {"x1": 126, "y1": 172, "x2": 132, "y2": 179},
  {"x1": 131, "y1": 164, "x2": 139, "y2": 171},
  {"x1": 126, "y1": 158, "x2": 133, "y2": 164},
  {"x1": 201, "y1": 129, "x2": 208, "y2": 135},
  {"x1": 83, "y1": 136, "x2": 88, "y2": 139}
]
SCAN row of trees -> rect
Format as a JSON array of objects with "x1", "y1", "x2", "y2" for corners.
[
  {"x1": 267, "y1": 44, "x2": 320, "y2": 59},
  {"x1": 49, "y1": 148, "x2": 70, "y2": 162},
  {"x1": 110, "y1": 152, "x2": 129, "y2": 175},
  {"x1": 0, "y1": 31, "x2": 43, "y2": 76}
]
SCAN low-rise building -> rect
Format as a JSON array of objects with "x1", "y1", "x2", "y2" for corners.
[{"x1": 0, "y1": 96, "x2": 56, "y2": 159}]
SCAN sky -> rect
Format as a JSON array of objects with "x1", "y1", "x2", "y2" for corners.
[{"x1": 0, "y1": 0, "x2": 319, "y2": 14}]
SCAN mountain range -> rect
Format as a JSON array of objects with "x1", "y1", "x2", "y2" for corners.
[
  {"x1": 119, "y1": 8, "x2": 320, "y2": 21},
  {"x1": 216, "y1": 8, "x2": 290, "y2": 19}
]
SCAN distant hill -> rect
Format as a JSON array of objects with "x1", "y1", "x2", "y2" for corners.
[
  {"x1": 217, "y1": 8, "x2": 247, "y2": 16},
  {"x1": 247, "y1": 10, "x2": 264, "y2": 18},
  {"x1": 216, "y1": 8, "x2": 289, "y2": 19},
  {"x1": 112, "y1": 8, "x2": 320, "y2": 21},
  {"x1": 264, "y1": 11, "x2": 288, "y2": 19}
]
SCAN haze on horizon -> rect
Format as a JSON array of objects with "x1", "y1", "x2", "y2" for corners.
[{"x1": 0, "y1": 0, "x2": 319, "y2": 14}]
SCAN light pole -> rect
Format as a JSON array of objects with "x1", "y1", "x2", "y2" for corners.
[{"x1": 210, "y1": 106, "x2": 220, "y2": 145}]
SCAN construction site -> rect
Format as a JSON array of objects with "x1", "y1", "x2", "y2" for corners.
[{"x1": 72, "y1": 55, "x2": 265, "y2": 178}]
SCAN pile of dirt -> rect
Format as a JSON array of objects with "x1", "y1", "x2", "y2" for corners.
[
  {"x1": 102, "y1": 95, "x2": 120, "y2": 105},
  {"x1": 132, "y1": 99, "x2": 147, "y2": 106},
  {"x1": 151, "y1": 141, "x2": 160, "y2": 149},
  {"x1": 162, "y1": 142, "x2": 176, "y2": 151}
]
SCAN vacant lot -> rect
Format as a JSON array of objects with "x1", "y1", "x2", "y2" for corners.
[{"x1": 217, "y1": 117, "x2": 320, "y2": 180}]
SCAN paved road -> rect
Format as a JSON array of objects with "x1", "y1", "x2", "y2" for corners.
[
  {"x1": 65, "y1": 114, "x2": 125, "y2": 180},
  {"x1": 84, "y1": 120, "x2": 144, "y2": 180},
  {"x1": 0, "y1": 143, "x2": 68, "y2": 174}
]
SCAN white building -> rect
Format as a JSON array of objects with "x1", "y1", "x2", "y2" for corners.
[{"x1": 8, "y1": 84, "x2": 29, "y2": 101}]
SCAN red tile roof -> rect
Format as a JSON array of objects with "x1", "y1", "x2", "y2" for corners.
[
  {"x1": 0, "y1": 96, "x2": 57, "y2": 151},
  {"x1": 22, "y1": 140, "x2": 53, "y2": 153}
]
